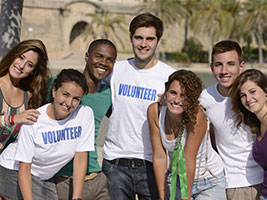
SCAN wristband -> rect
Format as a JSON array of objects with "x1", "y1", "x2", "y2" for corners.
[
  {"x1": 1, "y1": 115, "x2": 5, "y2": 127},
  {"x1": 10, "y1": 115, "x2": 15, "y2": 126}
]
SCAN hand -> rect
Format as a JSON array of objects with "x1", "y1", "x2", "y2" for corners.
[
  {"x1": 14, "y1": 109, "x2": 40, "y2": 125},
  {"x1": 157, "y1": 93, "x2": 166, "y2": 106}
]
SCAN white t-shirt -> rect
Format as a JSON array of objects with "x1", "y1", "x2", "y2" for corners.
[
  {"x1": 0, "y1": 103, "x2": 95, "y2": 180},
  {"x1": 199, "y1": 84, "x2": 263, "y2": 188},
  {"x1": 159, "y1": 105, "x2": 224, "y2": 179},
  {"x1": 103, "y1": 58, "x2": 175, "y2": 162}
]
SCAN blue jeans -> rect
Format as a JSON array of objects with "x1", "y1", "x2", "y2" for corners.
[
  {"x1": 191, "y1": 171, "x2": 226, "y2": 200},
  {"x1": 102, "y1": 158, "x2": 158, "y2": 200},
  {"x1": 260, "y1": 194, "x2": 267, "y2": 200},
  {"x1": 165, "y1": 170, "x2": 181, "y2": 200}
]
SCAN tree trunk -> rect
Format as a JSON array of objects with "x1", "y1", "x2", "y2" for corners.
[
  {"x1": 257, "y1": 12, "x2": 263, "y2": 65},
  {"x1": 0, "y1": 0, "x2": 24, "y2": 59}
]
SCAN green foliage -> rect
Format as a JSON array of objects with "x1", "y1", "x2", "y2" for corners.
[
  {"x1": 181, "y1": 38, "x2": 208, "y2": 63},
  {"x1": 242, "y1": 46, "x2": 267, "y2": 62},
  {"x1": 163, "y1": 52, "x2": 190, "y2": 63}
]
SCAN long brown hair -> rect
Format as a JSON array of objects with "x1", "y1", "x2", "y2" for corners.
[
  {"x1": 231, "y1": 69, "x2": 267, "y2": 133},
  {"x1": 0, "y1": 39, "x2": 51, "y2": 108},
  {"x1": 165, "y1": 70, "x2": 203, "y2": 131}
]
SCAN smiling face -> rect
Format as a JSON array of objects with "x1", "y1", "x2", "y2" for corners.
[
  {"x1": 50, "y1": 81, "x2": 83, "y2": 120},
  {"x1": 166, "y1": 80, "x2": 185, "y2": 116},
  {"x1": 85, "y1": 43, "x2": 116, "y2": 82},
  {"x1": 240, "y1": 80, "x2": 267, "y2": 116},
  {"x1": 9, "y1": 50, "x2": 39, "y2": 80},
  {"x1": 130, "y1": 26, "x2": 160, "y2": 68},
  {"x1": 211, "y1": 50, "x2": 244, "y2": 96}
]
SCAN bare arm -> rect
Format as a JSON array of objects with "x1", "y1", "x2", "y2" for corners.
[
  {"x1": 183, "y1": 108, "x2": 207, "y2": 200},
  {"x1": 147, "y1": 103, "x2": 167, "y2": 199},
  {"x1": 72, "y1": 151, "x2": 88, "y2": 199},
  {"x1": 18, "y1": 162, "x2": 33, "y2": 200}
]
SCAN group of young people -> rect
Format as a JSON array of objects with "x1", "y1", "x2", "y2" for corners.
[{"x1": 0, "y1": 12, "x2": 266, "y2": 200}]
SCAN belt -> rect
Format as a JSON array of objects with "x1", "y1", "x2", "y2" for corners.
[
  {"x1": 108, "y1": 158, "x2": 149, "y2": 168},
  {"x1": 84, "y1": 172, "x2": 99, "y2": 180}
]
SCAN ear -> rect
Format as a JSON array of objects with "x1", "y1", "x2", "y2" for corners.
[
  {"x1": 239, "y1": 61, "x2": 245, "y2": 73},
  {"x1": 85, "y1": 52, "x2": 89, "y2": 62},
  {"x1": 210, "y1": 63, "x2": 214, "y2": 72},
  {"x1": 52, "y1": 85, "x2": 56, "y2": 99},
  {"x1": 130, "y1": 33, "x2": 133, "y2": 43},
  {"x1": 157, "y1": 37, "x2": 162, "y2": 46}
]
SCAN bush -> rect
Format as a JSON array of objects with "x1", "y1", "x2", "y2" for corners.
[{"x1": 163, "y1": 52, "x2": 190, "y2": 62}]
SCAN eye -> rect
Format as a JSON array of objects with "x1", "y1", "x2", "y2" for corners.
[
  {"x1": 27, "y1": 62, "x2": 34, "y2": 68},
  {"x1": 214, "y1": 63, "x2": 222, "y2": 67},
  {"x1": 62, "y1": 92, "x2": 69, "y2": 97},
  {"x1": 73, "y1": 97, "x2": 81, "y2": 102},
  {"x1": 239, "y1": 93, "x2": 245, "y2": 98},
  {"x1": 249, "y1": 89, "x2": 256, "y2": 94},
  {"x1": 18, "y1": 55, "x2": 24, "y2": 60}
]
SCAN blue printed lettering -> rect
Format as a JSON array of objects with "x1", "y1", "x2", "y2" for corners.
[
  {"x1": 48, "y1": 131, "x2": 53, "y2": 144},
  {"x1": 118, "y1": 84, "x2": 124, "y2": 95},
  {"x1": 41, "y1": 132, "x2": 48, "y2": 144},
  {"x1": 151, "y1": 90, "x2": 157, "y2": 101}
]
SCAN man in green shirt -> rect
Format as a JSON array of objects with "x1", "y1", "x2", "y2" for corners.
[{"x1": 53, "y1": 39, "x2": 117, "y2": 199}]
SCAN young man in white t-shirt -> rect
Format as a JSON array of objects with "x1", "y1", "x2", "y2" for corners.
[
  {"x1": 199, "y1": 40, "x2": 263, "y2": 200},
  {"x1": 102, "y1": 13, "x2": 175, "y2": 200}
]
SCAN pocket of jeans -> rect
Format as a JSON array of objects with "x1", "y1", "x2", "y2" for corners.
[{"x1": 102, "y1": 159, "x2": 114, "y2": 175}]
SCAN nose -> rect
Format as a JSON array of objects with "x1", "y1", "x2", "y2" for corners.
[
  {"x1": 140, "y1": 39, "x2": 147, "y2": 47},
  {"x1": 65, "y1": 97, "x2": 72, "y2": 107},
  {"x1": 220, "y1": 64, "x2": 227, "y2": 74}
]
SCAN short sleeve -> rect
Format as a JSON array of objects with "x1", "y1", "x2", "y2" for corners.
[
  {"x1": 15, "y1": 124, "x2": 35, "y2": 163},
  {"x1": 76, "y1": 107, "x2": 95, "y2": 152}
]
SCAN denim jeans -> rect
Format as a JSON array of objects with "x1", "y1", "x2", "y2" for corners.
[
  {"x1": 102, "y1": 158, "x2": 158, "y2": 200},
  {"x1": 260, "y1": 194, "x2": 267, "y2": 200},
  {"x1": 165, "y1": 170, "x2": 181, "y2": 200},
  {"x1": 191, "y1": 171, "x2": 226, "y2": 200}
]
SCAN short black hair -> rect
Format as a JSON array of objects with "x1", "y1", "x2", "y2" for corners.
[{"x1": 87, "y1": 39, "x2": 117, "y2": 58}]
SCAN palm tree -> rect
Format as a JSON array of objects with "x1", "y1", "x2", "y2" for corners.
[
  {"x1": 190, "y1": 0, "x2": 234, "y2": 63},
  {"x1": 0, "y1": 0, "x2": 24, "y2": 58},
  {"x1": 242, "y1": 0, "x2": 267, "y2": 65},
  {"x1": 140, "y1": 0, "x2": 187, "y2": 26},
  {"x1": 82, "y1": 9, "x2": 128, "y2": 48}
]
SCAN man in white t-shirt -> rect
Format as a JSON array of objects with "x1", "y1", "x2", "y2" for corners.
[
  {"x1": 199, "y1": 40, "x2": 263, "y2": 200},
  {"x1": 102, "y1": 13, "x2": 175, "y2": 200}
]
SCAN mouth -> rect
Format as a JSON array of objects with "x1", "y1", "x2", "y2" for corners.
[
  {"x1": 96, "y1": 67, "x2": 108, "y2": 75},
  {"x1": 14, "y1": 66, "x2": 23, "y2": 74},
  {"x1": 246, "y1": 101, "x2": 256, "y2": 109},
  {"x1": 219, "y1": 74, "x2": 231, "y2": 82}
]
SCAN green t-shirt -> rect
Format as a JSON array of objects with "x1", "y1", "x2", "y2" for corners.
[{"x1": 46, "y1": 78, "x2": 111, "y2": 176}]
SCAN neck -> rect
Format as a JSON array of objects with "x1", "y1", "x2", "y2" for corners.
[
  {"x1": 134, "y1": 56, "x2": 158, "y2": 69},
  {"x1": 83, "y1": 69, "x2": 100, "y2": 94},
  {"x1": 217, "y1": 84, "x2": 231, "y2": 97}
]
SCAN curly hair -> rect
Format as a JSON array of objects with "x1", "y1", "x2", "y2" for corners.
[
  {"x1": 165, "y1": 70, "x2": 203, "y2": 131},
  {"x1": 0, "y1": 39, "x2": 51, "y2": 108},
  {"x1": 231, "y1": 69, "x2": 267, "y2": 134}
]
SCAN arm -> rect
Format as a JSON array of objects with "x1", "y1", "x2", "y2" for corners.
[
  {"x1": 72, "y1": 151, "x2": 88, "y2": 199},
  {"x1": 18, "y1": 162, "x2": 33, "y2": 200},
  {"x1": 147, "y1": 103, "x2": 167, "y2": 199},
  {"x1": 183, "y1": 108, "x2": 207, "y2": 200}
]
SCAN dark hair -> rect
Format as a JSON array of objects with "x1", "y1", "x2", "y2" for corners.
[
  {"x1": 212, "y1": 40, "x2": 243, "y2": 64},
  {"x1": 88, "y1": 39, "x2": 117, "y2": 58},
  {"x1": 231, "y1": 69, "x2": 267, "y2": 133},
  {"x1": 0, "y1": 39, "x2": 50, "y2": 108},
  {"x1": 129, "y1": 12, "x2": 163, "y2": 40},
  {"x1": 53, "y1": 69, "x2": 88, "y2": 95},
  {"x1": 165, "y1": 70, "x2": 203, "y2": 130}
]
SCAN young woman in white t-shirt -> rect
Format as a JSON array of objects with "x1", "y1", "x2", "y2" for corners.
[
  {"x1": 0, "y1": 69, "x2": 95, "y2": 200},
  {"x1": 148, "y1": 70, "x2": 226, "y2": 200}
]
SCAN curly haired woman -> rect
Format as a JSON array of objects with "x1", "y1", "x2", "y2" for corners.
[
  {"x1": 148, "y1": 70, "x2": 226, "y2": 200},
  {"x1": 231, "y1": 69, "x2": 267, "y2": 200}
]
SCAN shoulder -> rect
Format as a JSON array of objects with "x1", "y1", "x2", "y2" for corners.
[
  {"x1": 157, "y1": 60, "x2": 176, "y2": 72},
  {"x1": 147, "y1": 102, "x2": 159, "y2": 120}
]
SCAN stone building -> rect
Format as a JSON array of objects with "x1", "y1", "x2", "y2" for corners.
[{"x1": 1, "y1": 0, "x2": 187, "y2": 60}]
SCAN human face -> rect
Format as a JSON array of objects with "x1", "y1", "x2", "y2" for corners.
[
  {"x1": 166, "y1": 80, "x2": 185, "y2": 116},
  {"x1": 9, "y1": 50, "x2": 39, "y2": 80},
  {"x1": 240, "y1": 80, "x2": 267, "y2": 116},
  {"x1": 130, "y1": 26, "x2": 160, "y2": 68},
  {"x1": 85, "y1": 44, "x2": 116, "y2": 82},
  {"x1": 211, "y1": 50, "x2": 244, "y2": 96},
  {"x1": 50, "y1": 81, "x2": 83, "y2": 120}
]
